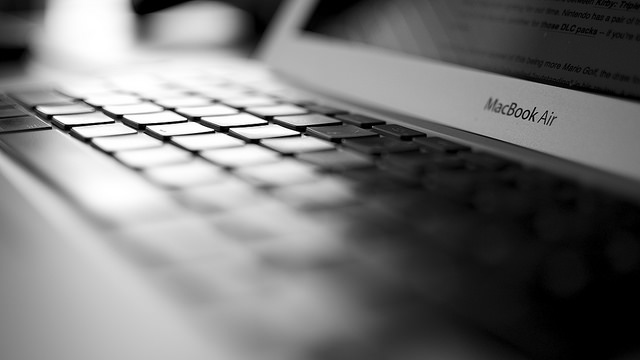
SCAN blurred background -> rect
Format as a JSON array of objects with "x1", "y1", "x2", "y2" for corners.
[{"x1": 0, "y1": 0, "x2": 281, "y2": 80}]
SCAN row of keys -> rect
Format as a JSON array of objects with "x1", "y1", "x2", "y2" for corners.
[
  {"x1": 13, "y1": 87, "x2": 443, "y2": 142},
  {"x1": 6, "y1": 90, "x2": 370, "y2": 192},
  {"x1": 8, "y1": 88, "x2": 519, "y2": 186}
]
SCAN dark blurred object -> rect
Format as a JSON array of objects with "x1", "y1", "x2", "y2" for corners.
[
  {"x1": 132, "y1": 0, "x2": 282, "y2": 43},
  {"x1": 0, "y1": 0, "x2": 44, "y2": 14},
  {"x1": 0, "y1": 0, "x2": 45, "y2": 62}
]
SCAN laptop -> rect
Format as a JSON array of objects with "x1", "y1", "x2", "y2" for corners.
[{"x1": 1, "y1": 0, "x2": 639, "y2": 359}]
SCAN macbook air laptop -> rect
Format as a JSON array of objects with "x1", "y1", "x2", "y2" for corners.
[{"x1": 1, "y1": 1, "x2": 639, "y2": 359}]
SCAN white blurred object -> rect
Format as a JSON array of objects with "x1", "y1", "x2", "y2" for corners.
[
  {"x1": 0, "y1": 13, "x2": 36, "y2": 48},
  {"x1": 30, "y1": 0, "x2": 250, "y2": 72},
  {"x1": 34, "y1": 0, "x2": 136, "y2": 70},
  {"x1": 142, "y1": 1, "x2": 251, "y2": 49}
]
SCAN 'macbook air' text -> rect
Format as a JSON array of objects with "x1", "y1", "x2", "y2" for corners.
[{"x1": 484, "y1": 97, "x2": 557, "y2": 126}]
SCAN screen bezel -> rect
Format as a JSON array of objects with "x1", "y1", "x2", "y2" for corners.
[{"x1": 260, "y1": 0, "x2": 640, "y2": 182}]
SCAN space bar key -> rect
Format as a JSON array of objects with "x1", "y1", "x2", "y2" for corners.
[{"x1": 0, "y1": 130, "x2": 181, "y2": 227}]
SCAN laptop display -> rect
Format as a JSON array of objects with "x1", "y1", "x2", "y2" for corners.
[
  {"x1": 264, "y1": 1, "x2": 640, "y2": 184},
  {"x1": 305, "y1": 0, "x2": 640, "y2": 100}
]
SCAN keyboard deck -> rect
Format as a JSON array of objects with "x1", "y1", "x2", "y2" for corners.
[{"x1": 2, "y1": 68, "x2": 640, "y2": 360}]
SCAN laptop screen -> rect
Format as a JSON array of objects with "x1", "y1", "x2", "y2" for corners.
[
  {"x1": 263, "y1": 0, "x2": 640, "y2": 183},
  {"x1": 304, "y1": 0, "x2": 640, "y2": 101}
]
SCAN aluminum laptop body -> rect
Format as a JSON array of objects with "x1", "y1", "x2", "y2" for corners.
[{"x1": 1, "y1": 1, "x2": 640, "y2": 359}]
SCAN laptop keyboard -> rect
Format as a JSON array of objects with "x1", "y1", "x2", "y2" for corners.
[
  {"x1": 2, "y1": 69, "x2": 640, "y2": 359},
  {"x1": 3, "y1": 70, "x2": 640, "y2": 264}
]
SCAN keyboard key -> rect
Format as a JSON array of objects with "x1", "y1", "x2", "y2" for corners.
[
  {"x1": 210, "y1": 198, "x2": 311, "y2": 239},
  {"x1": 379, "y1": 152, "x2": 465, "y2": 176},
  {"x1": 342, "y1": 136, "x2": 419, "y2": 155},
  {"x1": 512, "y1": 169, "x2": 565, "y2": 193},
  {"x1": 108, "y1": 74, "x2": 167, "y2": 90},
  {"x1": 274, "y1": 177, "x2": 358, "y2": 210},
  {"x1": 297, "y1": 150, "x2": 373, "y2": 171},
  {"x1": 35, "y1": 103, "x2": 95, "y2": 118},
  {"x1": 196, "y1": 87, "x2": 251, "y2": 100},
  {"x1": 0, "y1": 116, "x2": 51, "y2": 133},
  {"x1": 170, "y1": 133, "x2": 244, "y2": 151},
  {"x1": 175, "y1": 104, "x2": 238, "y2": 119},
  {"x1": 372, "y1": 124, "x2": 426, "y2": 140},
  {"x1": 92, "y1": 133, "x2": 162, "y2": 152},
  {"x1": 304, "y1": 104, "x2": 349, "y2": 115},
  {"x1": 144, "y1": 159, "x2": 227, "y2": 188},
  {"x1": 103, "y1": 102, "x2": 164, "y2": 118},
  {"x1": 228, "y1": 124, "x2": 299, "y2": 142},
  {"x1": 533, "y1": 209, "x2": 593, "y2": 243},
  {"x1": 0, "y1": 107, "x2": 29, "y2": 119},
  {"x1": 175, "y1": 180, "x2": 262, "y2": 213},
  {"x1": 222, "y1": 96, "x2": 280, "y2": 108},
  {"x1": 472, "y1": 187, "x2": 537, "y2": 218},
  {"x1": 56, "y1": 83, "x2": 116, "y2": 99},
  {"x1": 153, "y1": 96, "x2": 213, "y2": 109},
  {"x1": 342, "y1": 168, "x2": 422, "y2": 195},
  {"x1": 261, "y1": 136, "x2": 335, "y2": 155},
  {"x1": 245, "y1": 104, "x2": 308, "y2": 118},
  {"x1": 200, "y1": 144, "x2": 280, "y2": 168},
  {"x1": 414, "y1": 137, "x2": 470, "y2": 153},
  {"x1": 235, "y1": 159, "x2": 318, "y2": 187},
  {"x1": 424, "y1": 170, "x2": 502, "y2": 200},
  {"x1": 115, "y1": 145, "x2": 193, "y2": 169},
  {"x1": 135, "y1": 89, "x2": 188, "y2": 101},
  {"x1": 115, "y1": 220, "x2": 234, "y2": 267},
  {"x1": 306, "y1": 124, "x2": 378, "y2": 142},
  {"x1": 268, "y1": 89, "x2": 316, "y2": 104},
  {"x1": 145, "y1": 122, "x2": 213, "y2": 139},
  {"x1": 84, "y1": 94, "x2": 141, "y2": 107},
  {"x1": 70, "y1": 123, "x2": 136, "y2": 140},
  {"x1": 200, "y1": 113, "x2": 267, "y2": 131},
  {"x1": 459, "y1": 152, "x2": 514, "y2": 171},
  {"x1": 273, "y1": 114, "x2": 341, "y2": 131},
  {"x1": 335, "y1": 113, "x2": 385, "y2": 128},
  {"x1": 51, "y1": 112, "x2": 114, "y2": 130},
  {"x1": 9, "y1": 90, "x2": 75, "y2": 107},
  {"x1": 122, "y1": 111, "x2": 187, "y2": 129}
]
